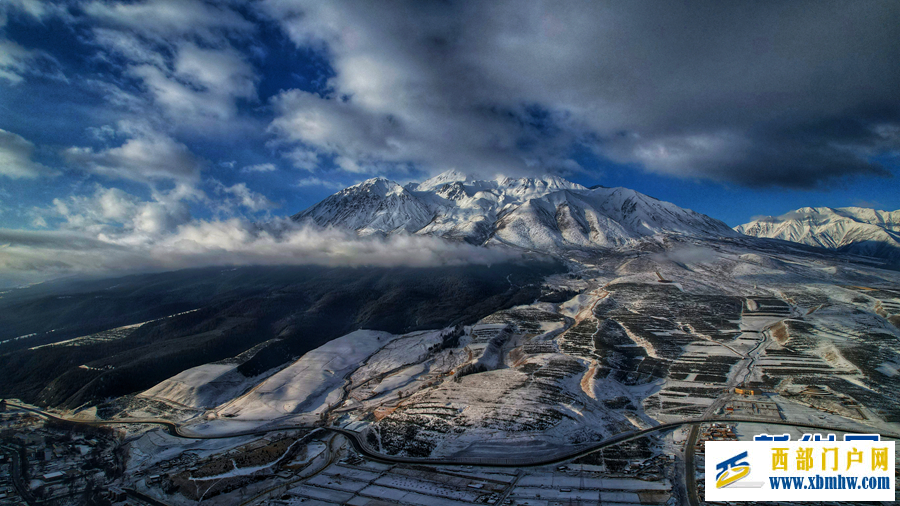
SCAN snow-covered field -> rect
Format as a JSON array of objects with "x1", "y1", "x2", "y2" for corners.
[
  {"x1": 140, "y1": 363, "x2": 265, "y2": 409},
  {"x1": 117, "y1": 176, "x2": 900, "y2": 469},
  {"x1": 109, "y1": 230, "x2": 900, "y2": 505},
  {"x1": 129, "y1": 235, "x2": 900, "y2": 463},
  {"x1": 215, "y1": 330, "x2": 399, "y2": 422}
]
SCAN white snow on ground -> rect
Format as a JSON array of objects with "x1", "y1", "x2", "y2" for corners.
[
  {"x1": 371, "y1": 363, "x2": 428, "y2": 394},
  {"x1": 126, "y1": 430, "x2": 255, "y2": 471},
  {"x1": 72, "y1": 178, "x2": 900, "y2": 504},
  {"x1": 30, "y1": 309, "x2": 201, "y2": 350},
  {"x1": 319, "y1": 464, "x2": 381, "y2": 482},
  {"x1": 536, "y1": 319, "x2": 567, "y2": 337},
  {"x1": 126, "y1": 233, "x2": 900, "y2": 466},
  {"x1": 369, "y1": 474, "x2": 486, "y2": 502},
  {"x1": 187, "y1": 438, "x2": 304, "y2": 481},
  {"x1": 349, "y1": 330, "x2": 444, "y2": 384},
  {"x1": 215, "y1": 330, "x2": 398, "y2": 421},
  {"x1": 558, "y1": 294, "x2": 594, "y2": 319},
  {"x1": 178, "y1": 419, "x2": 279, "y2": 437},
  {"x1": 355, "y1": 483, "x2": 476, "y2": 506},
  {"x1": 306, "y1": 473, "x2": 371, "y2": 492},
  {"x1": 877, "y1": 361, "x2": 899, "y2": 377},
  {"x1": 140, "y1": 363, "x2": 264, "y2": 409},
  {"x1": 286, "y1": 441, "x2": 326, "y2": 467},
  {"x1": 288, "y1": 484, "x2": 356, "y2": 503},
  {"x1": 516, "y1": 474, "x2": 668, "y2": 490}
]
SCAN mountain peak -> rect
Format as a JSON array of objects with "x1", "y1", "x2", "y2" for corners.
[
  {"x1": 296, "y1": 171, "x2": 735, "y2": 250},
  {"x1": 493, "y1": 174, "x2": 586, "y2": 191},
  {"x1": 416, "y1": 169, "x2": 479, "y2": 191},
  {"x1": 737, "y1": 206, "x2": 900, "y2": 263},
  {"x1": 355, "y1": 176, "x2": 401, "y2": 191}
]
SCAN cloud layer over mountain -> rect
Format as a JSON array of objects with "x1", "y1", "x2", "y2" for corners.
[
  {"x1": 0, "y1": 218, "x2": 523, "y2": 288},
  {"x1": 261, "y1": 0, "x2": 900, "y2": 187}
]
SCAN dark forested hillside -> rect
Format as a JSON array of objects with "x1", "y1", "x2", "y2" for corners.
[{"x1": 0, "y1": 261, "x2": 564, "y2": 408}]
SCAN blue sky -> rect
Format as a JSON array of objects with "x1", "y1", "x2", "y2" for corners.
[{"x1": 0, "y1": 1, "x2": 899, "y2": 284}]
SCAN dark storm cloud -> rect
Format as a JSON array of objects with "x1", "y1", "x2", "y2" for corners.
[
  {"x1": 2, "y1": 0, "x2": 899, "y2": 284},
  {"x1": 261, "y1": 0, "x2": 900, "y2": 187}
]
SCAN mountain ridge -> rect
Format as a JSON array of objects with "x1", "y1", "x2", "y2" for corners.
[
  {"x1": 292, "y1": 171, "x2": 737, "y2": 251},
  {"x1": 737, "y1": 206, "x2": 900, "y2": 263}
]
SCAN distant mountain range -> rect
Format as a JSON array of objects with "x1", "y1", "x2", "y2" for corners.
[
  {"x1": 737, "y1": 207, "x2": 900, "y2": 263},
  {"x1": 292, "y1": 171, "x2": 900, "y2": 265},
  {"x1": 292, "y1": 170, "x2": 737, "y2": 252}
]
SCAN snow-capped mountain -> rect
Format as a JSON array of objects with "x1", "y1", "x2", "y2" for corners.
[
  {"x1": 297, "y1": 177, "x2": 434, "y2": 234},
  {"x1": 736, "y1": 206, "x2": 900, "y2": 263},
  {"x1": 293, "y1": 171, "x2": 737, "y2": 251}
]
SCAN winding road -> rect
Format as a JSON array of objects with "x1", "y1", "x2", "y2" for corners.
[
  {"x1": 9, "y1": 401, "x2": 897, "y2": 469},
  {"x1": 0, "y1": 443, "x2": 37, "y2": 505}
]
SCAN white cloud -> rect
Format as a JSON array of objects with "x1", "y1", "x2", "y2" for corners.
[
  {"x1": 81, "y1": 78, "x2": 152, "y2": 115},
  {"x1": 0, "y1": 218, "x2": 522, "y2": 286},
  {"x1": 0, "y1": 129, "x2": 57, "y2": 179},
  {"x1": 261, "y1": 2, "x2": 584, "y2": 176},
  {"x1": 269, "y1": 90, "x2": 404, "y2": 170},
  {"x1": 85, "y1": 125, "x2": 113, "y2": 141},
  {"x1": 90, "y1": 27, "x2": 167, "y2": 67},
  {"x1": 175, "y1": 43, "x2": 256, "y2": 101},
  {"x1": 131, "y1": 199, "x2": 191, "y2": 236},
  {"x1": 44, "y1": 185, "x2": 195, "y2": 239},
  {"x1": 130, "y1": 63, "x2": 241, "y2": 125},
  {"x1": 241, "y1": 163, "x2": 277, "y2": 173},
  {"x1": 124, "y1": 43, "x2": 258, "y2": 125},
  {"x1": 64, "y1": 132, "x2": 203, "y2": 183},
  {"x1": 1, "y1": 0, "x2": 54, "y2": 27},
  {"x1": 295, "y1": 176, "x2": 346, "y2": 190},
  {"x1": 212, "y1": 181, "x2": 276, "y2": 212},
  {"x1": 82, "y1": 1, "x2": 259, "y2": 134},
  {"x1": 284, "y1": 148, "x2": 319, "y2": 172},
  {"x1": 626, "y1": 132, "x2": 752, "y2": 175},
  {"x1": 38, "y1": 180, "x2": 275, "y2": 250},
  {"x1": 84, "y1": 0, "x2": 252, "y2": 44},
  {"x1": 51, "y1": 187, "x2": 138, "y2": 234},
  {"x1": 267, "y1": 79, "x2": 549, "y2": 176},
  {"x1": 0, "y1": 39, "x2": 65, "y2": 84},
  {"x1": 0, "y1": 39, "x2": 33, "y2": 84},
  {"x1": 0, "y1": 0, "x2": 66, "y2": 83}
]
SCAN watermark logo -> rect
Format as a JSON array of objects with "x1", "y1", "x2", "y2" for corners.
[
  {"x1": 715, "y1": 451, "x2": 751, "y2": 488},
  {"x1": 705, "y1": 434, "x2": 894, "y2": 502}
]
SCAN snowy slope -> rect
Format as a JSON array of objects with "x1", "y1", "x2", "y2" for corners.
[
  {"x1": 295, "y1": 178, "x2": 433, "y2": 235},
  {"x1": 140, "y1": 363, "x2": 261, "y2": 409},
  {"x1": 293, "y1": 171, "x2": 736, "y2": 250},
  {"x1": 736, "y1": 206, "x2": 900, "y2": 263},
  {"x1": 216, "y1": 330, "x2": 398, "y2": 420},
  {"x1": 491, "y1": 187, "x2": 736, "y2": 251},
  {"x1": 137, "y1": 234, "x2": 900, "y2": 458}
]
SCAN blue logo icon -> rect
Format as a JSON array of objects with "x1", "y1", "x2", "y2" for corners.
[{"x1": 716, "y1": 451, "x2": 750, "y2": 488}]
